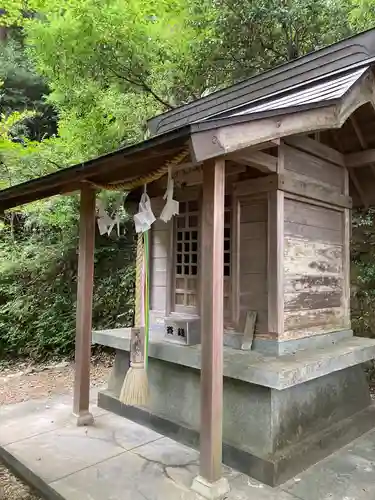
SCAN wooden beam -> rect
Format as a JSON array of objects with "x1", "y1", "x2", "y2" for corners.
[
  {"x1": 230, "y1": 150, "x2": 277, "y2": 173},
  {"x1": 345, "y1": 149, "x2": 375, "y2": 168},
  {"x1": 331, "y1": 129, "x2": 368, "y2": 208},
  {"x1": 350, "y1": 116, "x2": 367, "y2": 149},
  {"x1": 195, "y1": 158, "x2": 228, "y2": 492},
  {"x1": 190, "y1": 105, "x2": 338, "y2": 162},
  {"x1": 350, "y1": 115, "x2": 375, "y2": 180},
  {"x1": 174, "y1": 164, "x2": 245, "y2": 187},
  {"x1": 348, "y1": 168, "x2": 368, "y2": 208},
  {"x1": 281, "y1": 174, "x2": 352, "y2": 209},
  {"x1": 73, "y1": 185, "x2": 96, "y2": 426},
  {"x1": 233, "y1": 174, "x2": 280, "y2": 197},
  {"x1": 284, "y1": 136, "x2": 345, "y2": 167}
]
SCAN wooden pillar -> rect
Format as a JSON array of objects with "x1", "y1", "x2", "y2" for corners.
[
  {"x1": 73, "y1": 185, "x2": 96, "y2": 426},
  {"x1": 267, "y1": 189, "x2": 284, "y2": 338},
  {"x1": 192, "y1": 158, "x2": 229, "y2": 499},
  {"x1": 267, "y1": 143, "x2": 285, "y2": 340},
  {"x1": 342, "y1": 167, "x2": 351, "y2": 327}
]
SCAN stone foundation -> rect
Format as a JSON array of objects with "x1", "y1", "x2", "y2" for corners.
[{"x1": 93, "y1": 329, "x2": 375, "y2": 486}]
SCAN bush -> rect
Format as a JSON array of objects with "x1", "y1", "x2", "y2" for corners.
[{"x1": 0, "y1": 218, "x2": 135, "y2": 361}]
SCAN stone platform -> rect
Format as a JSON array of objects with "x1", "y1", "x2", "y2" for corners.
[
  {"x1": 2, "y1": 392, "x2": 375, "y2": 500},
  {"x1": 93, "y1": 329, "x2": 375, "y2": 485}
]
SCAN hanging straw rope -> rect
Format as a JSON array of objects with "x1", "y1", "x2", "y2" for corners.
[
  {"x1": 107, "y1": 148, "x2": 190, "y2": 407},
  {"x1": 120, "y1": 231, "x2": 149, "y2": 406},
  {"x1": 91, "y1": 147, "x2": 190, "y2": 192},
  {"x1": 143, "y1": 230, "x2": 150, "y2": 369}
]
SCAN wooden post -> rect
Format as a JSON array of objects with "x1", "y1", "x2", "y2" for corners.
[
  {"x1": 73, "y1": 185, "x2": 96, "y2": 426},
  {"x1": 192, "y1": 159, "x2": 229, "y2": 499},
  {"x1": 267, "y1": 143, "x2": 285, "y2": 340},
  {"x1": 267, "y1": 189, "x2": 284, "y2": 338},
  {"x1": 342, "y1": 167, "x2": 351, "y2": 328}
]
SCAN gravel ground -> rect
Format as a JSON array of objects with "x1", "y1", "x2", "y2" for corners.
[{"x1": 0, "y1": 354, "x2": 113, "y2": 500}]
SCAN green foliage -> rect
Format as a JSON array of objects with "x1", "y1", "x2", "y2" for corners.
[
  {"x1": 0, "y1": 36, "x2": 57, "y2": 140},
  {"x1": 349, "y1": 0, "x2": 375, "y2": 31},
  {"x1": 350, "y1": 209, "x2": 375, "y2": 337},
  {"x1": 0, "y1": 0, "x2": 375, "y2": 359},
  {"x1": 0, "y1": 221, "x2": 135, "y2": 360}
]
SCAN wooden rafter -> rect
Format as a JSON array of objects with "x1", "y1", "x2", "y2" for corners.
[
  {"x1": 347, "y1": 168, "x2": 368, "y2": 209},
  {"x1": 345, "y1": 149, "x2": 375, "y2": 167},
  {"x1": 354, "y1": 104, "x2": 375, "y2": 177},
  {"x1": 350, "y1": 115, "x2": 375, "y2": 205},
  {"x1": 229, "y1": 150, "x2": 277, "y2": 173},
  {"x1": 331, "y1": 129, "x2": 368, "y2": 208}
]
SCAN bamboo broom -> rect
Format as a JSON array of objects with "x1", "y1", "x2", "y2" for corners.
[{"x1": 119, "y1": 231, "x2": 150, "y2": 406}]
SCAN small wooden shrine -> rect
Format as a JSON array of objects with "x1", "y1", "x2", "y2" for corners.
[{"x1": 3, "y1": 29, "x2": 375, "y2": 497}]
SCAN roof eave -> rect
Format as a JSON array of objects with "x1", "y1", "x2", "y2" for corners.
[{"x1": 0, "y1": 125, "x2": 192, "y2": 211}]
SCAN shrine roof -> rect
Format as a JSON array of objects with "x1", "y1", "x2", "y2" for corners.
[{"x1": 148, "y1": 28, "x2": 375, "y2": 135}]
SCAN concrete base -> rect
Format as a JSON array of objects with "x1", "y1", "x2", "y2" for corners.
[
  {"x1": 191, "y1": 476, "x2": 230, "y2": 499},
  {"x1": 252, "y1": 329, "x2": 353, "y2": 355},
  {"x1": 93, "y1": 330, "x2": 375, "y2": 486},
  {"x1": 98, "y1": 389, "x2": 375, "y2": 486},
  {"x1": 73, "y1": 410, "x2": 94, "y2": 427}
]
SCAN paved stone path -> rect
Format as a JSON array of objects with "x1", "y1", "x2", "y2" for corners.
[{"x1": 1, "y1": 392, "x2": 375, "y2": 500}]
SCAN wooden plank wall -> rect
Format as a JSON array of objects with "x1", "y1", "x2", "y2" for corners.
[
  {"x1": 282, "y1": 142, "x2": 349, "y2": 340},
  {"x1": 150, "y1": 198, "x2": 169, "y2": 314},
  {"x1": 238, "y1": 195, "x2": 268, "y2": 334}
]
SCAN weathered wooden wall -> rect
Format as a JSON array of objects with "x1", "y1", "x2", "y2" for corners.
[
  {"x1": 236, "y1": 195, "x2": 268, "y2": 334},
  {"x1": 147, "y1": 139, "x2": 351, "y2": 344},
  {"x1": 281, "y1": 140, "x2": 350, "y2": 340},
  {"x1": 150, "y1": 198, "x2": 170, "y2": 318}
]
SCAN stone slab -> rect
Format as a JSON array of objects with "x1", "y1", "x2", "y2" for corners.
[
  {"x1": 94, "y1": 412, "x2": 163, "y2": 450},
  {"x1": 3, "y1": 411, "x2": 164, "y2": 484},
  {"x1": 51, "y1": 444, "x2": 199, "y2": 500},
  {"x1": 0, "y1": 396, "x2": 106, "y2": 446},
  {"x1": 133, "y1": 436, "x2": 199, "y2": 466},
  {"x1": 92, "y1": 330, "x2": 375, "y2": 390},
  {"x1": 4, "y1": 423, "x2": 126, "y2": 483},
  {"x1": 5, "y1": 393, "x2": 375, "y2": 500},
  {"x1": 0, "y1": 446, "x2": 65, "y2": 500},
  {"x1": 281, "y1": 429, "x2": 375, "y2": 500}
]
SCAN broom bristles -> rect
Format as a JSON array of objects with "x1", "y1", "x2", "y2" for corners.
[{"x1": 119, "y1": 365, "x2": 149, "y2": 407}]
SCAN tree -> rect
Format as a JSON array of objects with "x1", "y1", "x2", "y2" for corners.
[
  {"x1": 0, "y1": 36, "x2": 57, "y2": 141},
  {"x1": 349, "y1": 0, "x2": 375, "y2": 31},
  {"x1": 188, "y1": 0, "x2": 354, "y2": 88}
]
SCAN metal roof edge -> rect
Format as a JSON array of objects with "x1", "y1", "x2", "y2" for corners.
[
  {"x1": 200, "y1": 61, "x2": 374, "y2": 121},
  {"x1": 189, "y1": 100, "x2": 339, "y2": 133}
]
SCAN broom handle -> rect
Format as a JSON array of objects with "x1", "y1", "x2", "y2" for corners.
[{"x1": 143, "y1": 230, "x2": 150, "y2": 369}]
